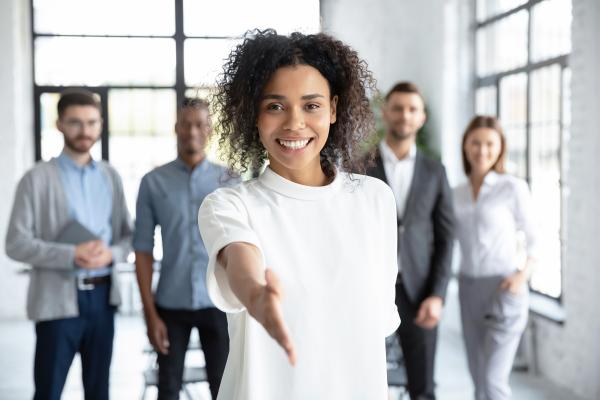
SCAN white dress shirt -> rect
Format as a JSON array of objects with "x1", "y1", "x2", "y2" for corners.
[
  {"x1": 453, "y1": 172, "x2": 538, "y2": 278},
  {"x1": 379, "y1": 141, "x2": 417, "y2": 219}
]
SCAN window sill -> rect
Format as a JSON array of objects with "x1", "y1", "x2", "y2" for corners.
[{"x1": 529, "y1": 291, "x2": 565, "y2": 324}]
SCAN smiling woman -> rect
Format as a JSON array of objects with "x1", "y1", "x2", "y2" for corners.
[
  {"x1": 197, "y1": 30, "x2": 400, "y2": 400},
  {"x1": 213, "y1": 29, "x2": 377, "y2": 178},
  {"x1": 256, "y1": 65, "x2": 337, "y2": 186},
  {"x1": 454, "y1": 115, "x2": 538, "y2": 399}
]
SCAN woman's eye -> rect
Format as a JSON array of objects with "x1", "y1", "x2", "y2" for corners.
[
  {"x1": 306, "y1": 103, "x2": 320, "y2": 110},
  {"x1": 267, "y1": 103, "x2": 283, "y2": 111}
]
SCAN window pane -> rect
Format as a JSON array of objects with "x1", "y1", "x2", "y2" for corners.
[
  {"x1": 561, "y1": 68, "x2": 570, "y2": 296},
  {"x1": 529, "y1": 65, "x2": 562, "y2": 297},
  {"x1": 108, "y1": 89, "x2": 177, "y2": 216},
  {"x1": 476, "y1": 10, "x2": 528, "y2": 77},
  {"x1": 40, "y1": 92, "x2": 101, "y2": 161},
  {"x1": 531, "y1": 0, "x2": 572, "y2": 62},
  {"x1": 35, "y1": 37, "x2": 175, "y2": 86},
  {"x1": 477, "y1": 0, "x2": 527, "y2": 21},
  {"x1": 184, "y1": 0, "x2": 320, "y2": 37},
  {"x1": 33, "y1": 0, "x2": 174, "y2": 36},
  {"x1": 499, "y1": 73, "x2": 527, "y2": 178},
  {"x1": 109, "y1": 89, "x2": 176, "y2": 138},
  {"x1": 476, "y1": 86, "x2": 497, "y2": 115},
  {"x1": 185, "y1": 39, "x2": 242, "y2": 87},
  {"x1": 185, "y1": 87, "x2": 214, "y2": 100}
]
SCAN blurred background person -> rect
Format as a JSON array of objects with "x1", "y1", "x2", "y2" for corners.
[
  {"x1": 453, "y1": 115, "x2": 538, "y2": 400},
  {"x1": 5, "y1": 89, "x2": 132, "y2": 400},
  {"x1": 133, "y1": 98, "x2": 238, "y2": 400},
  {"x1": 367, "y1": 81, "x2": 455, "y2": 400}
]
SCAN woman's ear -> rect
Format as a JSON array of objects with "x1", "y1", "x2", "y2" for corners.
[{"x1": 330, "y1": 95, "x2": 338, "y2": 124}]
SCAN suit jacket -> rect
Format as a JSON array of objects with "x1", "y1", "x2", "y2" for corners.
[{"x1": 366, "y1": 148, "x2": 455, "y2": 305}]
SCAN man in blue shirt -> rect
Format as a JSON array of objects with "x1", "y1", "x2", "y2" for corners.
[
  {"x1": 134, "y1": 98, "x2": 239, "y2": 400},
  {"x1": 5, "y1": 90, "x2": 132, "y2": 400}
]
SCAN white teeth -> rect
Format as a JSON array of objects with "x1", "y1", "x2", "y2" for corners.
[{"x1": 278, "y1": 139, "x2": 310, "y2": 149}]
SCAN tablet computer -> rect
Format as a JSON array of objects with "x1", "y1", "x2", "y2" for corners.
[{"x1": 55, "y1": 220, "x2": 99, "y2": 244}]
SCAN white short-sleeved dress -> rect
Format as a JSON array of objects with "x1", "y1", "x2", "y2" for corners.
[{"x1": 198, "y1": 167, "x2": 400, "y2": 400}]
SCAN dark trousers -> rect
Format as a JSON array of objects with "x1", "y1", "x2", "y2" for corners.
[
  {"x1": 395, "y1": 282, "x2": 438, "y2": 400},
  {"x1": 34, "y1": 283, "x2": 115, "y2": 400},
  {"x1": 156, "y1": 306, "x2": 229, "y2": 400}
]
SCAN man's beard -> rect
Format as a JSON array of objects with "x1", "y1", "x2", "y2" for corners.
[
  {"x1": 183, "y1": 147, "x2": 199, "y2": 155},
  {"x1": 178, "y1": 141, "x2": 203, "y2": 156},
  {"x1": 389, "y1": 127, "x2": 415, "y2": 141},
  {"x1": 64, "y1": 135, "x2": 97, "y2": 154}
]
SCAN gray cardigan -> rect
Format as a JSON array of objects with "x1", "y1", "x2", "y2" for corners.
[{"x1": 5, "y1": 158, "x2": 133, "y2": 321}]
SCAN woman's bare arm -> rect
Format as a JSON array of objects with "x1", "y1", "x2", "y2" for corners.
[{"x1": 218, "y1": 242, "x2": 297, "y2": 365}]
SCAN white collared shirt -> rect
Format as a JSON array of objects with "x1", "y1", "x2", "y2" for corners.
[
  {"x1": 453, "y1": 171, "x2": 538, "y2": 278},
  {"x1": 379, "y1": 141, "x2": 417, "y2": 219}
]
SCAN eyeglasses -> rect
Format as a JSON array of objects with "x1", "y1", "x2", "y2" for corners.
[{"x1": 62, "y1": 119, "x2": 101, "y2": 130}]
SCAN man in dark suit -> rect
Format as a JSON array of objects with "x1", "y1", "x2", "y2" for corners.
[{"x1": 367, "y1": 82, "x2": 455, "y2": 400}]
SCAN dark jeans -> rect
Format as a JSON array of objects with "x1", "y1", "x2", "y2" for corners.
[
  {"x1": 156, "y1": 306, "x2": 229, "y2": 400},
  {"x1": 396, "y1": 282, "x2": 438, "y2": 400},
  {"x1": 34, "y1": 283, "x2": 115, "y2": 400}
]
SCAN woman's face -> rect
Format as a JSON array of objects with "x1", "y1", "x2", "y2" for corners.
[
  {"x1": 257, "y1": 65, "x2": 337, "y2": 184},
  {"x1": 464, "y1": 127, "x2": 502, "y2": 176}
]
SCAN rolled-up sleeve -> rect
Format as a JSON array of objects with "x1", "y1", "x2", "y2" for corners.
[
  {"x1": 198, "y1": 188, "x2": 263, "y2": 313},
  {"x1": 133, "y1": 176, "x2": 156, "y2": 254}
]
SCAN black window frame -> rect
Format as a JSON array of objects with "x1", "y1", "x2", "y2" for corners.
[
  {"x1": 474, "y1": 0, "x2": 570, "y2": 301},
  {"x1": 30, "y1": 0, "x2": 242, "y2": 161}
]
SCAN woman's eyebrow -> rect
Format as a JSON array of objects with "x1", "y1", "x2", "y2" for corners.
[
  {"x1": 261, "y1": 94, "x2": 286, "y2": 100},
  {"x1": 261, "y1": 93, "x2": 325, "y2": 100},
  {"x1": 301, "y1": 94, "x2": 325, "y2": 100}
]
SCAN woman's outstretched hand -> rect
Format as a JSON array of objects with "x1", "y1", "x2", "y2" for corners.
[{"x1": 247, "y1": 268, "x2": 297, "y2": 366}]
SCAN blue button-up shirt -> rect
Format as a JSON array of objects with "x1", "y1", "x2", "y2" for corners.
[
  {"x1": 133, "y1": 158, "x2": 240, "y2": 310},
  {"x1": 56, "y1": 152, "x2": 113, "y2": 277}
]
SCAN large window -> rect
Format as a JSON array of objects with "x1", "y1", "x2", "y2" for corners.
[
  {"x1": 475, "y1": 0, "x2": 571, "y2": 299},
  {"x1": 32, "y1": 0, "x2": 320, "y2": 259}
]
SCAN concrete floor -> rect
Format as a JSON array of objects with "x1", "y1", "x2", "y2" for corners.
[{"x1": 0, "y1": 280, "x2": 587, "y2": 400}]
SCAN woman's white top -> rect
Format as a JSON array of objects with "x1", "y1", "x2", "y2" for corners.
[
  {"x1": 453, "y1": 171, "x2": 538, "y2": 278},
  {"x1": 198, "y1": 167, "x2": 400, "y2": 400}
]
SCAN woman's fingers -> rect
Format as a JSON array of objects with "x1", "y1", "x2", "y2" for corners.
[
  {"x1": 262, "y1": 275, "x2": 296, "y2": 365},
  {"x1": 268, "y1": 310, "x2": 296, "y2": 365},
  {"x1": 500, "y1": 275, "x2": 524, "y2": 294}
]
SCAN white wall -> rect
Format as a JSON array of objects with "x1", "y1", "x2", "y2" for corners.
[
  {"x1": 320, "y1": 0, "x2": 474, "y2": 185},
  {"x1": 530, "y1": 0, "x2": 600, "y2": 398},
  {"x1": 0, "y1": 0, "x2": 34, "y2": 319}
]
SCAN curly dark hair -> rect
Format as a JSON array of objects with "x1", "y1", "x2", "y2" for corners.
[{"x1": 213, "y1": 29, "x2": 377, "y2": 178}]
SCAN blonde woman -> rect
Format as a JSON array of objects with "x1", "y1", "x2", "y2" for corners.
[{"x1": 453, "y1": 116, "x2": 537, "y2": 400}]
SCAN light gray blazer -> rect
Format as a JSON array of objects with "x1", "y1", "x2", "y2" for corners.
[{"x1": 5, "y1": 158, "x2": 133, "y2": 321}]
